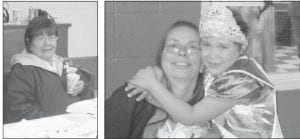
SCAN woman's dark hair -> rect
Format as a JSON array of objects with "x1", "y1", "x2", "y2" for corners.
[
  {"x1": 155, "y1": 20, "x2": 203, "y2": 104},
  {"x1": 24, "y1": 16, "x2": 58, "y2": 53}
]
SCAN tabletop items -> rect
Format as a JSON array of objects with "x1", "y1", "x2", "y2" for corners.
[
  {"x1": 4, "y1": 98, "x2": 97, "y2": 138},
  {"x1": 67, "y1": 97, "x2": 97, "y2": 117},
  {"x1": 4, "y1": 3, "x2": 51, "y2": 24}
]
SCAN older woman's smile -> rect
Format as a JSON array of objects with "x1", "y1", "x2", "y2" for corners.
[
  {"x1": 173, "y1": 62, "x2": 190, "y2": 67},
  {"x1": 42, "y1": 47, "x2": 54, "y2": 51}
]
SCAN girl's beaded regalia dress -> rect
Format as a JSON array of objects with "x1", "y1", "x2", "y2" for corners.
[{"x1": 204, "y1": 55, "x2": 283, "y2": 138}]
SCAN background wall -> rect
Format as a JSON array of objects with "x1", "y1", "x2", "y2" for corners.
[
  {"x1": 105, "y1": 1, "x2": 202, "y2": 98},
  {"x1": 5, "y1": 1, "x2": 97, "y2": 58},
  {"x1": 277, "y1": 89, "x2": 300, "y2": 138}
]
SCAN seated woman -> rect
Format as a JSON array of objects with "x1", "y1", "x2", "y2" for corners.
[
  {"x1": 128, "y1": 6, "x2": 283, "y2": 138},
  {"x1": 105, "y1": 21, "x2": 221, "y2": 138},
  {"x1": 4, "y1": 16, "x2": 94, "y2": 124}
]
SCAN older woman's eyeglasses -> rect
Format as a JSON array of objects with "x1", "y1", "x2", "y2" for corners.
[
  {"x1": 164, "y1": 41, "x2": 201, "y2": 55},
  {"x1": 34, "y1": 35, "x2": 57, "y2": 44}
]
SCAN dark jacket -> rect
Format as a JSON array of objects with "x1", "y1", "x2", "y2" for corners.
[
  {"x1": 105, "y1": 74, "x2": 204, "y2": 138},
  {"x1": 105, "y1": 84, "x2": 157, "y2": 138},
  {"x1": 4, "y1": 64, "x2": 94, "y2": 124}
]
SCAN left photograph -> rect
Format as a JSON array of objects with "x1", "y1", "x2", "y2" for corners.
[{"x1": 3, "y1": 1, "x2": 97, "y2": 138}]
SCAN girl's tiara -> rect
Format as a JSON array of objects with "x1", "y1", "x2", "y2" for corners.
[{"x1": 199, "y1": 6, "x2": 248, "y2": 49}]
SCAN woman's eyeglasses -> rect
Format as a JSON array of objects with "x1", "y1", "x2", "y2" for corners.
[
  {"x1": 34, "y1": 35, "x2": 57, "y2": 44},
  {"x1": 164, "y1": 41, "x2": 201, "y2": 55}
]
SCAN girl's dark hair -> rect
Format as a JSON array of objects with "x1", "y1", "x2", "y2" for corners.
[
  {"x1": 24, "y1": 16, "x2": 58, "y2": 53},
  {"x1": 229, "y1": 7, "x2": 249, "y2": 36},
  {"x1": 260, "y1": 1, "x2": 273, "y2": 15},
  {"x1": 227, "y1": 7, "x2": 251, "y2": 66},
  {"x1": 156, "y1": 20, "x2": 199, "y2": 67}
]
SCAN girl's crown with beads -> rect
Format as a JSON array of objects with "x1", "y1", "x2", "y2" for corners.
[{"x1": 199, "y1": 6, "x2": 248, "y2": 49}]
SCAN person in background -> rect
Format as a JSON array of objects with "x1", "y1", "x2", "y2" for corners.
[
  {"x1": 4, "y1": 16, "x2": 94, "y2": 124},
  {"x1": 128, "y1": 6, "x2": 283, "y2": 138},
  {"x1": 256, "y1": 1, "x2": 276, "y2": 72},
  {"x1": 229, "y1": 5, "x2": 262, "y2": 66},
  {"x1": 230, "y1": 2, "x2": 275, "y2": 72},
  {"x1": 105, "y1": 21, "x2": 221, "y2": 138},
  {"x1": 289, "y1": 1, "x2": 300, "y2": 70}
]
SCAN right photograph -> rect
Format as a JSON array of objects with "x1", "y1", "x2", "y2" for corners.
[{"x1": 105, "y1": 1, "x2": 300, "y2": 138}]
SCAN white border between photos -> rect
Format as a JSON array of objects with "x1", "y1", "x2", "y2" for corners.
[
  {"x1": 0, "y1": 0, "x2": 3, "y2": 138},
  {"x1": 99, "y1": 0, "x2": 104, "y2": 138}
]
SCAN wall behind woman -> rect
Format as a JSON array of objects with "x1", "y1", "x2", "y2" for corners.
[
  {"x1": 105, "y1": 2, "x2": 201, "y2": 98},
  {"x1": 6, "y1": 2, "x2": 97, "y2": 58}
]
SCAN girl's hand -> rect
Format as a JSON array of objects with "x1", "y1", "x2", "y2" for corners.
[
  {"x1": 129, "y1": 66, "x2": 160, "y2": 90},
  {"x1": 126, "y1": 66, "x2": 163, "y2": 100},
  {"x1": 125, "y1": 83, "x2": 151, "y2": 101},
  {"x1": 125, "y1": 82, "x2": 162, "y2": 108}
]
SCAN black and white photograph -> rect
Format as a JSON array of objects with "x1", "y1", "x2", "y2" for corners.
[
  {"x1": 3, "y1": 1, "x2": 97, "y2": 138},
  {"x1": 105, "y1": 1, "x2": 300, "y2": 138}
]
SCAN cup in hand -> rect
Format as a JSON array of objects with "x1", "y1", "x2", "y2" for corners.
[{"x1": 67, "y1": 73, "x2": 80, "y2": 94}]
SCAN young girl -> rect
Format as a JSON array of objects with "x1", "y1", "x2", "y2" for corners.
[{"x1": 128, "y1": 6, "x2": 283, "y2": 138}]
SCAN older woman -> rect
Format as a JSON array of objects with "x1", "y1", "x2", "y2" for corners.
[
  {"x1": 105, "y1": 21, "x2": 221, "y2": 138},
  {"x1": 4, "y1": 16, "x2": 94, "y2": 124},
  {"x1": 128, "y1": 6, "x2": 283, "y2": 138}
]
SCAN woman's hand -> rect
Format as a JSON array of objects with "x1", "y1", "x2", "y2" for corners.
[
  {"x1": 126, "y1": 66, "x2": 163, "y2": 101},
  {"x1": 68, "y1": 80, "x2": 84, "y2": 96}
]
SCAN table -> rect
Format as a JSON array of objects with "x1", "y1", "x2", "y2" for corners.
[{"x1": 4, "y1": 98, "x2": 97, "y2": 138}]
